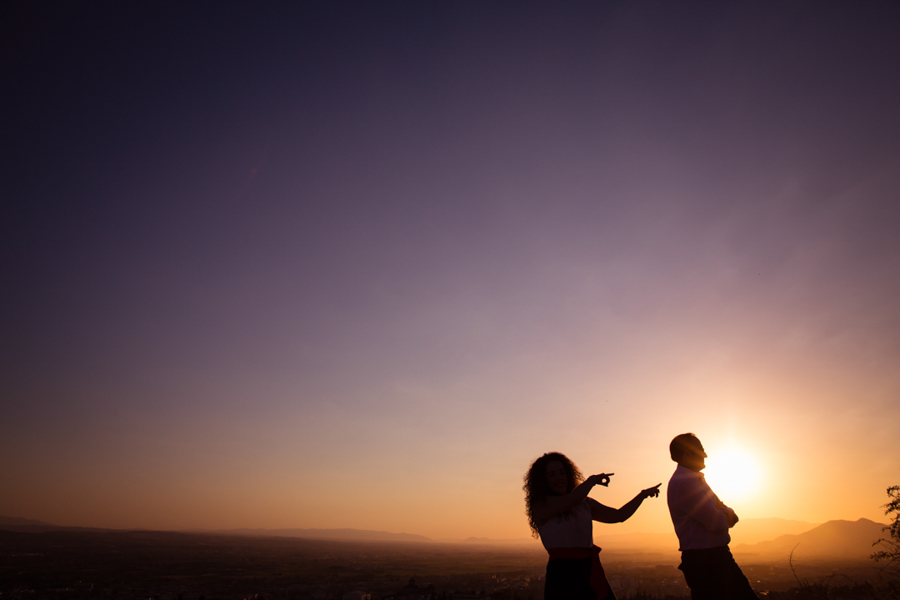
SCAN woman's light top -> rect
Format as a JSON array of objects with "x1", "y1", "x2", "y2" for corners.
[{"x1": 537, "y1": 499, "x2": 593, "y2": 550}]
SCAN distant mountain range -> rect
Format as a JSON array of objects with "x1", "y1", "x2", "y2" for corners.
[
  {"x1": 0, "y1": 516, "x2": 52, "y2": 529},
  {"x1": 210, "y1": 527, "x2": 433, "y2": 543},
  {"x1": 0, "y1": 516, "x2": 110, "y2": 534},
  {"x1": 733, "y1": 518, "x2": 886, "y2": 561},
  {"x1": 461, "y1": 536, "x2": 538, "y2": 545},
  {"x1": 1, "y1": 515, "x2": 886, "y2": 560},
  {"x1": 0, "y1": 517, "x2": 432, "y2": 543},
  {"x1": 590, "y1": 518, "x2": 817, "y2": 553},
  {"x1": 729, "y1": 518, "x2": 819, "y2": 546}
]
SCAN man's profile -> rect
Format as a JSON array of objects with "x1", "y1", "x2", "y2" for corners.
[{"x1": 667, "y1": 433, "x2": 758, "y2": 600}]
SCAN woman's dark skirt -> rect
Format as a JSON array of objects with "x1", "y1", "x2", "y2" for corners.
[{"x1": 545, "y1": 557, "x2": 617, "y2": 600}]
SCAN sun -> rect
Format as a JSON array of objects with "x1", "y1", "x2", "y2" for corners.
[{"x1": 702, "y1": 446, "x2": 763, "y2": 501}]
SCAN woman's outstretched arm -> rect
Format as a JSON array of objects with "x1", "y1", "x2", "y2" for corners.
[
  {"x1": 532, "y1": 473, "x2": 614, "y2": 526},
  {"x1": 589, "y1": 484, "x2": 661, "y2": 524}
]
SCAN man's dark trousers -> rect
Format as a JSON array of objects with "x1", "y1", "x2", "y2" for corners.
[{"x1": 679, "y1": 546, "x2": 758, "y2": 600}]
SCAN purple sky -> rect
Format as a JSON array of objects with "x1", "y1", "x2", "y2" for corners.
[{"x1": 2, "y1": 2, "x2": 899, "y2": 539}]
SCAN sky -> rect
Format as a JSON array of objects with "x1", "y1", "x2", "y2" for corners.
[{"x1": 2, "y1": 2, "x2": 899, "y2": 542}]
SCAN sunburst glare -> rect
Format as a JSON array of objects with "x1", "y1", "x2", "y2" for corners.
[{"x1": 703, "y1": 446, "x2": 763, "y2": 501}]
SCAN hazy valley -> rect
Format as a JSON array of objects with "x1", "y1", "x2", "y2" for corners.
[{"x1": 2, "y1": 515, "x2": 892, "y2": 600}]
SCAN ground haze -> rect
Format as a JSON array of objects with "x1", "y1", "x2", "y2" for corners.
[{"x1": 1, "y1": 525, "x2": 891, "y2": 600}]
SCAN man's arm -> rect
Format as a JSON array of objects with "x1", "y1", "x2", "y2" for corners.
[
  {"x1": 678, "y1": 477, "x2": 730, "y2": 532},
  {"x1": 716, "y1": 499, "x2": 739, "y2": 528}
]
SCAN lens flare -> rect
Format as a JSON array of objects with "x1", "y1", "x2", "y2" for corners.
[{"x1": 703, "y1": 446, "x2": 762, "y2": 501}]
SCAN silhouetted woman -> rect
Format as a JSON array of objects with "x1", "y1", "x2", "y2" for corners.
[{"x1": 525, "y1": 452, "x2": 661, "y2": 600}]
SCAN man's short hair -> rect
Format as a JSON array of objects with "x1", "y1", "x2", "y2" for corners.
[{"x1": 670, "y1": 433, "x2": 701, "y2": 462}]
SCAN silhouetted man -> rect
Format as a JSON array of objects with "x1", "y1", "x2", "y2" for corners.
[{"x1": 667, "y1": 433, "x2": 758, "y2": 600}]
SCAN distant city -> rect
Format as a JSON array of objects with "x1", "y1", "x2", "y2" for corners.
[{"x1": 0, "y1": 516, "x2": 891, "y2": 600}]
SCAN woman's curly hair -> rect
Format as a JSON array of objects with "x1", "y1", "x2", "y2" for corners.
[{"x1": 523, "y1": 452, "x2": 583, "y2": 537}]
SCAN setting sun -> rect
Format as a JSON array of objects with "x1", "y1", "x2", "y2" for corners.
[{"x1": 703, "y1": 446, "x2": 763, "y2": 501}]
